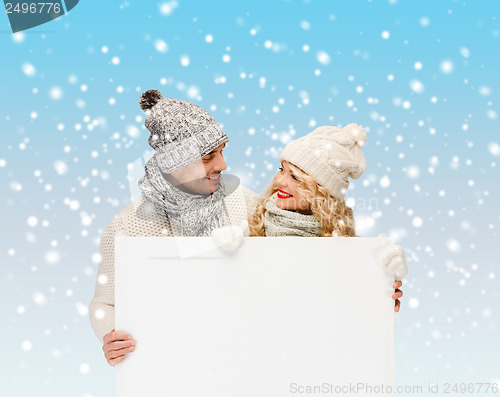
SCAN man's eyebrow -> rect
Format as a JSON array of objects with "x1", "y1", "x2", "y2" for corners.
[{"x1": 206, "y1": 143, "x2": 226, "y2": 155}]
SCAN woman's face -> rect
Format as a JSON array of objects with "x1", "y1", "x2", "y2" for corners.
[{"x1": 274, "y1": 161, "x2": 312, "y2": 215}]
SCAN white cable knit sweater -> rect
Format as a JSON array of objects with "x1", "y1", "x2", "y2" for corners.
[
  {"x1": 88, "y1": 185, "x2": 260, "y2": 343},
  {"x1": 89, "y1": 186, "x2": 408, "y2": 344}
]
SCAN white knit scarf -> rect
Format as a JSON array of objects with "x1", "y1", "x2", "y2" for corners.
[
  {"x1": 264, "y1": 193, "x2": 321, "y2": 237},
  {"x1": 138, "y1": 153, "x2": 227, "y2": 236}
]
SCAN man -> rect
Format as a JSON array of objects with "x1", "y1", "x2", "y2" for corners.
[{"x1": 89, "y1": 89, "x2": 404, "y2": 367}]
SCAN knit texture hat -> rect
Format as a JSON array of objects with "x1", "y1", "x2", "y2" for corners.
[
  {"x1": 139, "y1": 89, "x2": 229, "y2": 173},
  {"x1": 279, "y1": 123, "x2": 367, "y2": 200}
]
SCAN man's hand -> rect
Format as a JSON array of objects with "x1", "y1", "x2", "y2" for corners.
[
  {"x1": 392, "y1": 280, "x2": 403, "y2": 312},
  {"x1": 102, "y1": 329, "x2": 136, "y2": 367}
]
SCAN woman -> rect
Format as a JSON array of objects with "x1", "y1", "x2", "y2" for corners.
[
  {"x1": 250, "y1": 123, "x2": 366, "y2": 236},
  {"x1": 249, "y1": 159, "x2": 357, "y2": 237},
  {"x1": 246, "y1": 123, "x2": 407, "y2": 310}
]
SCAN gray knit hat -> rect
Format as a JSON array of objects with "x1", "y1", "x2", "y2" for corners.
[
  {"x1": 279, "y1": 123, "x2": 367, "y2": 200},
  {"x1": 139, "y1": 89, "x2": 229, "y2": 173}
]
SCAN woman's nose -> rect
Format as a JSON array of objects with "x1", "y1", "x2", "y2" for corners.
[{"x1": 276, "y1": 173, "x2": 286, "y2": 187}]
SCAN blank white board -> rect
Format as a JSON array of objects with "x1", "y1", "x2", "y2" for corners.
[{"x1": 116, "y1": 237, "x2": 395, "y2": 397}]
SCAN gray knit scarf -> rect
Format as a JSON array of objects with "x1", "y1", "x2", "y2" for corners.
[
  {"x1": 264, "y1": 193, "x2": 321, "y2": 237},
  {"x1": 138, "y1": 153, "x2": 227, "y2": 236}
]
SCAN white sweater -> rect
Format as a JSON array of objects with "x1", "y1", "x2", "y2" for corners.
[
  {"x1": 89, "y1": 187, "x2": 408, "y2": 343},
  {"x1": 88, "y1": 185, "x2": 260, "y2": 343}
]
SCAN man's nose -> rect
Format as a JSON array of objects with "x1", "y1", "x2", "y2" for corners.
[{"x1": 213, "y1": 153, "x2": 227, "y2": 172}]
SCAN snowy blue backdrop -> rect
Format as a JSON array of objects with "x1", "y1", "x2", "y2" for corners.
[{"x1": 1, "y1": 0, "x2": 499, "y2": 396}]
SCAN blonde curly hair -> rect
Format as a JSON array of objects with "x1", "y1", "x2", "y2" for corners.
[{"x1": 249, "y1": 162, "x2": 357, "y2": 237}]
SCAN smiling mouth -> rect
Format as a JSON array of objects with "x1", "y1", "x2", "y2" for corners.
[
  {"x1": 277, "y1": 189, "x2": 293, "y2": 199},
  {"x1": 206, "y1": 174, "x2": 221, "y2": 182}
]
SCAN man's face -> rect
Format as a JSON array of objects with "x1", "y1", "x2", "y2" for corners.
[{"x1": 164, "y1": 143, "x2": 227, "y2": 195}]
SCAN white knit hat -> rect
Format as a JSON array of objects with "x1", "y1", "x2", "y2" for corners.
[{"x1": 279, "y1": 123, "x2": 367, "y2": 200}]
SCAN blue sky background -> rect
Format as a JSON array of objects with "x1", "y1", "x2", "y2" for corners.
[{"x1": 1, "y1": 0, "x2": 499, "y2": 396}]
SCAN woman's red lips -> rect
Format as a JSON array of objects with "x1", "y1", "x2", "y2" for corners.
[{"x1": 277, "y1": 189, "x2": 293, "y2": 199}]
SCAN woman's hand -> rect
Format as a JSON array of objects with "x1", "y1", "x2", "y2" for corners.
[
  {"x1": 211, "y1": 221, "x2": 249, "y2": 251},
  {"x1": 392, "y1": 280, "x2": 403, "y2": 312},
  {"x1": 102, "y1": 329, "x2": 136, "y2": 367},
  {"x1": 376, "y1": 235, "x2": 409, "y2": 281}
]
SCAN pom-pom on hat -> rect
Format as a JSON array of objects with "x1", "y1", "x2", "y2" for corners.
[
  {"x1": 279, "y1": 123, "x2": 367, "y2": 200},
  {"x1": 139, "y1": 89, "x2": 229, "y2": 174}
]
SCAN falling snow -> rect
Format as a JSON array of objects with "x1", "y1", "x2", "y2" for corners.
[{"x1": 2, "y1": 0, "x2": 500, "y2": 394}]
